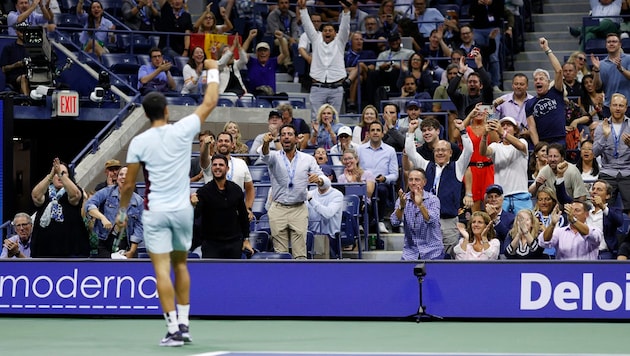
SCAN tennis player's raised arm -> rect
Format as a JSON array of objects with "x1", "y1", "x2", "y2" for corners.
[{"x1": 194, "y1": 59, "x2": 220, "y2": 125}]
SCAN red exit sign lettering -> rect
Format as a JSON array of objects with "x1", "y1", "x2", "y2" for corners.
[{"x1": 54, "y1": 91, "x2": 79, "y2": 117}]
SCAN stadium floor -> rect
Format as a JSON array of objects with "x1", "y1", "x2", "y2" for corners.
[{"x1": 1, "y1": 318, "x2": 628, "y2": 355}]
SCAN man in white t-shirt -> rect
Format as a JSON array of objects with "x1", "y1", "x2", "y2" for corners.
[{"x1": 480, "y1": 116, "x2": 532, "y2": 214}]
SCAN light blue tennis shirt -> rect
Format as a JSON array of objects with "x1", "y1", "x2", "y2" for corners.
[
  {"x1": 262, "y1": 149, "x2": 326, "y2": 205},
  {"x1": 126, "y1": 113, "x2": 200, "y2": 211}
]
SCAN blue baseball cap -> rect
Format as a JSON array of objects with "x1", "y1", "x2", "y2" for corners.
[{"x1": 486, "y1": 184, "x2": 503, "y2": 195}]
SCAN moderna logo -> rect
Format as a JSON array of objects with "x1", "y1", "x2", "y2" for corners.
[
  {"x1": 520, "y1": 273, "x2": 630, "y2": 311},
  {"x1": 0, "y1": 268, "x2": 158, "y2": 311}
]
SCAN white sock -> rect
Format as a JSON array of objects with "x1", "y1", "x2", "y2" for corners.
[
  {"x1": 164, "y1": 311, "x2": 179, "y2": 334},
  {"x1": 177, "y1": 304, "x2": 190, "y2": 326}
]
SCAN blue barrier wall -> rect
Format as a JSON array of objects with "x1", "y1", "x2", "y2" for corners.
[{"x1": 1, "y1": 260, "x2": 628, "y2": 319}]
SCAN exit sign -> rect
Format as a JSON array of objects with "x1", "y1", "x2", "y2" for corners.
[{"x1": 53, "y1": 90, "x2": 79, "y2": 117}]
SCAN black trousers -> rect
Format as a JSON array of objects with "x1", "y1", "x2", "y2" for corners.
[{"x1": 201, "y1": 237, "x2": 243, "y2": 259}]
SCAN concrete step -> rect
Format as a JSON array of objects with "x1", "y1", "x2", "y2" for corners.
[
  {"x1": 515, "y1": 49, "x2": 574, "y2": 61},
  {"x1": 542, "y1": 3, "x2": 590, "y2": 14},
  {"x1": 342, "y1": 250, "x2": 402, "y2": 260},
  {"x1": 525, "y1": 31, "x2": 570, "y2": 42},
  {"x1": 524, "y1": 39, "x2": 579, "y2": 52},
  {"x1": 276, "y1": 82, "x2": 303, "y2": 93},
  {"x1": 532, "y1": 15, "x2": 584, "y2": 32}
]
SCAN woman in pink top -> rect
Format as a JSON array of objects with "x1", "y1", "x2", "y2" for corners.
[{"x1": 454, "y1": 211, "x2": 500, "y2": 260}]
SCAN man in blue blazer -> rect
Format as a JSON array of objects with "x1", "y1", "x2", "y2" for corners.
[{"x1": 587, "y1": 179, "x2": 624, "y2": 259}]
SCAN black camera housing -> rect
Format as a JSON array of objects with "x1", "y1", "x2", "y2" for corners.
[{"x1": 413, "y1": 263, "x2": 426, "y2": 277}]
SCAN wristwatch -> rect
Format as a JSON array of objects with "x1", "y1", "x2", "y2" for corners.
[
  {"x1": 57, "y1": 171, "x2": 65, "y2": 178},
  {"x1": 571, "y1": 216, "x2": 578, "y2": 223}
]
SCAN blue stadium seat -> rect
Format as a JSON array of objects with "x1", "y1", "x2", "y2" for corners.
[
  {"x1": 165, "y1": 95, "x2": 198, "y2": 106},
  {"x1": 101, "y1": 53, "x2": 140, "y2": 74},
  {"x1": 54, "y1": 13, "x2": 83, "y2": 29},
  {"x1": 584, "y1": 39, "x2": 607, "y2": 55},
  {"x1": 119, "y1": 34, "x2": 154, "y2": 55},
  {"x1": 339, "y1": 194, "x2": 362, "y2": 259},
  {"x1": 218, "y1": 97, "x2": 235, "y2": 107},
  {"x1": 306, "y1": 231, "x2": 315, "y2": 259},
  {"x1": 249, "y1": 165, "x2": 270, "y2": 183},
  {"x1": 250, "y1": 230, "x2": 271, "y2": 252},
  {"x1": 251, "y1": 197, "x2": 268, "y2": 219}
]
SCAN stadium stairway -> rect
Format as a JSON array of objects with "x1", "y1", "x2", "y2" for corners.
[{"x1": 502, "y1": 0, "x2": 591, "y2": 91}]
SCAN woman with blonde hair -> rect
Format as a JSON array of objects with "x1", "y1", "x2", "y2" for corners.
[
  {"x1": 504, "y1": 209, "x2": 545, "y2": 259},
  {"x1": 309, "y1": 104, "x2": 343, "y2": 148},
  {"x1": 223, "y1": 121, "x2": 250, "y2": 156},
  {"x1": 454, "y1": 211, "x2": 500, "y2": 260},
  {"x1": 567, "y1": 51, "x2": 589, "y2": 82}
]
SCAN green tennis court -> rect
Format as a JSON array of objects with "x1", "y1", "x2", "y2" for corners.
[{"x1": 2, "y1": 318, "x2": 628, "y2": 355}]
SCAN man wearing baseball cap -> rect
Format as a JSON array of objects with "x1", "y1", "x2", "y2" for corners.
[
  {"x1": 329, "y1": 125, "x2": 358, "y2": 165},
  {"x1": 480, "y1": 116, "x2": 532, "y2": 214},
  {"x1": 483, "y1": 183, "x2": 515, "y2": 254},
  {"x1": 95, "y1": 159, "x2": 122, "y2": 191},
  {"x1": 246, "y1": 29, "x2": 290, "y2": 96},
  {"x1": 249, "y1": 110, "x2": 284, "y2": 165},
  {"x1": 396, "y1": 100, "x2": 424, "y2": 145}
]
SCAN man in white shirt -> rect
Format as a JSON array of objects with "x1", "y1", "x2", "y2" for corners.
[{"x1": 297, "y1": 0, "x2": 351, "y2": 121}]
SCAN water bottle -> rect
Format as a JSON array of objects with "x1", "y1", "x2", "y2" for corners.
[{"x1": 368, "y1": 234, "x2": 377, "y2": 250}]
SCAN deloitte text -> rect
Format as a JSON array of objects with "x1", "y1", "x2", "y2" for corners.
[
  {"x1": 520, "y1": 272, "x2": 630, "y2": 311},
  {"x1": 0, "y1": 268, "x2": 158, "y2": 300}
]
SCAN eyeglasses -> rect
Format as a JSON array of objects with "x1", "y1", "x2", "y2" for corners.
[
  {"x1": 460, "y1": 31, "x2": 472, "y2": 35},
  {"x1": 14, "y1": 223, "x2": 31, "y2": 229},
  {"x1": 151, "y1": 54, "x2": 163, "y2": 58},
  {"x1": 339, "y1": 134, "x2": 350, "y2": 138},
  {"x1": 577, "y1": 56, "x2": 586, "y2": 61}
]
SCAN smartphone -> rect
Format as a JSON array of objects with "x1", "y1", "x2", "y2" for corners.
[
  {"x1": 479, "y1": 105, "x2": 495, "y2": 120},
  {"x1": 467, "y1": 47, "x2": 480, "y2": 58}
]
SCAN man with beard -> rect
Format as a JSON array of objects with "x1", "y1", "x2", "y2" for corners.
[
  {"x1": 200, "y1": 131, "x2": 255, "y2": 221},
  {"x1": 193, "y1": 154, "x2": 252, "y2": 259},
  {"x1": 526, "y1": 38, "x2": 566, "y2": 146},
  {"x1": 447, "y1": 48, "x2": 493, "y2": 121},
  {"x1": 529, "y1": 143, "x2": 589, "y2": 203},
  {"x1": 262, "y1": 124, "x2": 329, "y2": 259},
  {"x1": 297, "y1": 0, "x2": 351, "y2": 121},
  {"x1": 361, "y1": 15, "x2": 387, "y2": 55}
]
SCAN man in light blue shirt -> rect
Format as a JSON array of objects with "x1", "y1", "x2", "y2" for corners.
[
  {"x1": 412, "y1": 0, "x2": 444, "y2": 38},
  {"x1": 7, "y1": 0, "x2": 53, "y2": 36},
  {"x1": 262, "y1": 123, "x2": 329, "y2": 259},
  {"x1": 358, "y1": 121, "x2": 399, "y2": 233}
]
